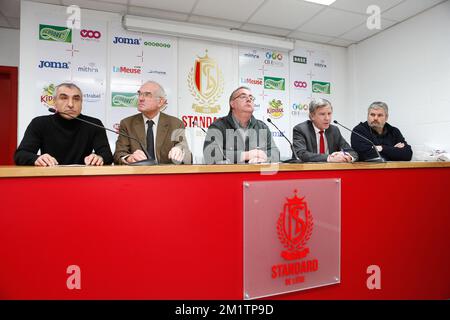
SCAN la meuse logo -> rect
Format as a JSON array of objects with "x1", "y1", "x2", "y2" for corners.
[
  {"x1": 112, "y1": 36, "x2": 140, "y2": 45},
  {"x1": 241, "y1": 77, "x2": 263, "y2": 85},
  {"x1": 38, "y1": 60, "x2": 69, "y2": 69},
  {"x1": 112, "y1": 66, "x2": 141, "y2": 74}
]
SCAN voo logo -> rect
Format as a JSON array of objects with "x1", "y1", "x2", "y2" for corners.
[
  {"x1": 80, "y1": 29, "x2": 101, "y2": 39},
  {"x1": 294, "y1": 81, "x2": 307, "y2": 88}
]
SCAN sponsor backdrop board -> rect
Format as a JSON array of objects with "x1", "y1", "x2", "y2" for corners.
[
  {"x1": 290, "y1": 48, "x2": 332, "y2": 127},
  {"x1": 108, "y1": 21, "x2": 177, "y2": 147},
  {"x1": 239, "y1": 48, "x2": 290, "y2": 158},
  {"x1": 178, "y1": 39, "x2": 236, "y2": 163},
  {"x1": 19, "y1": 1, "x2": 332, "y2": 162},
  {"x1": 34, "y1": 12, "x2": 107, "y2": 124},
  {"x1": 244, "y1": 179, "x2": 340, "y2": 299}
]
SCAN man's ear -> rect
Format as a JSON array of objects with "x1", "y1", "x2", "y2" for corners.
[{"x1": 159, "y1": 98, "x2": 167, "y2": 108}]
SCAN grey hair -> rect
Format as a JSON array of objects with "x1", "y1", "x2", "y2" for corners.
[
  {"x1": 142, "y1": 80, "x2": 167, "y2": 99},
  {"x1": 309, "y1": 98, "x2": 332, "y2": 117},
  {"x1": 229, "y1": 86, "x2": 251, "y2": 104},
  {"x1": 53, "y1": 82, "x2": 83, "y2": 99},
  {"x1": 368, "y1": 101, "x2": 389, "y2": 116}
]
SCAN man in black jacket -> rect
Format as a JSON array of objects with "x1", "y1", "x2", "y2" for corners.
[
  {"x1": 14, "y1": 82, "x2": 113, "y2": 166},
  {"x1": 351, "y1": 101, "x2": 412, "y2": 161},
  {"x1": 203, "y1": 86, "x2": 279, "y2": 164}
]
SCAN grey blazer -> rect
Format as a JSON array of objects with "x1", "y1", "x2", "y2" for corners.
[{"x1": 293, "y1": 120, "x2": 358, "y2": 162}]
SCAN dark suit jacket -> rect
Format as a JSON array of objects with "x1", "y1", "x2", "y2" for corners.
[
  {"x1": 113, "y1": 112, "x2": 191, "y2": 164},
  {"x1": 293, "y1": 120, "x2": 358, "y2": 162}
]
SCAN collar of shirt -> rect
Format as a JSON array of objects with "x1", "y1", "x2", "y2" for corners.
[
  {"x1": 312, "y1": 122, "x2": 328, "y2": 154},
  {"x1": 312, "y1": 123, "x2": 324, "y2": 135},
  {"x1": 231, "y1": 113, "x2": 255, "y2": 130},
  {"x1": 142, "y1": 112, "x2": 160, "y2": 132}
]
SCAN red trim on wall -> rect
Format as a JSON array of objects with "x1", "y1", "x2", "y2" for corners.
[{"x1": 0, "y1": 66, "x2": 18, "y2": 165}]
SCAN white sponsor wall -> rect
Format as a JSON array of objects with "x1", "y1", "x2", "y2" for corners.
[
  {"x1": 19, "y1": 1, "x2": 340, "y2": 162},
  {"x1": 178, "y1": 39, "x2": 237, "y2": 163}
]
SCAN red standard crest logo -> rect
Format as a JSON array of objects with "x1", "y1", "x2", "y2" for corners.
[{"x1": 277, "y1": 189, "x2": 313, "y2": 261}]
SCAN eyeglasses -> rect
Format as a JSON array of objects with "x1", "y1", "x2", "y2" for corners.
[
  {"x1": 137, "y1": 91, "x2": 157, "y2": 99},
  {"x1": 233, "y1": 94, "x2": 256, "y2": 102}
]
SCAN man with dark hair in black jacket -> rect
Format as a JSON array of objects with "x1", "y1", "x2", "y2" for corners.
[
  {"x1": 14, "y1": 82, "x2": 113, "y2": 166},
  {"x1": 351, "y1": 101, "x2": 412, "y2": 161}
]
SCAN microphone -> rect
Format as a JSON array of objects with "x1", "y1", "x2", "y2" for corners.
[
  {"x1": 333, "y1": 120, "x2": 385, "y2": 162},
  {"x1": 194, "y1": 120, "x2": 230, "y2": 164},
  {"x1": 266, "y1": 118, "x2": 302, "y2": 163},
  {"x1": 48, "y1": 108, "x2": 157, "y2": 166}
]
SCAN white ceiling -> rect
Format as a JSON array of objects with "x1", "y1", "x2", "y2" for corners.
[{"x1": 0, "y1": 0, "x2": 447, "y2": 47}]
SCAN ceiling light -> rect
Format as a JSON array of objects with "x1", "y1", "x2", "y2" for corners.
[
  {"x1": 304, "y1": 0, "x2": 336, "y2": 5},
  {"x1": 123, "y1": 15, "x2": 295, "y2": 51}
]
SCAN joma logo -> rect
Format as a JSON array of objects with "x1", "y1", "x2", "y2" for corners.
[
  {"x1": 38, "y1": 60, "x2": 69, "y2": 69},
  {"x1": 112, "y1": 36, "x2": 140, "y2": 45}
]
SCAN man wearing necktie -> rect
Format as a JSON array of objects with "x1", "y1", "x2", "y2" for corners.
[
  {"x1": 113, "y1": 81, "x2": 191, "y2": 165},
  {"x1": 292, "y1": 98, "x2": 358, "y2": 163}
]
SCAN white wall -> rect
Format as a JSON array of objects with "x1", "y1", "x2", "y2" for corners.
[
  {"x1": 0, "y1": 28, "x2": 20, "y2": 66},
  {"x1": 351, "y1": 0, "x2": 450, "y2": 154}
]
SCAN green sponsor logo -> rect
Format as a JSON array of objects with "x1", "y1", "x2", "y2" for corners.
[
  {"x1": 264, "y1": 76, "x2": 285, "y2": 90},
  {"x1": 293, "y1": 56, "x2": 307, "y2": 64},
  {"x1": 39, "y1": 24, "x2": 72, "y2": 43},
  {"x1": 312, "y1": 81, "x2": 331, "y2": 94},
  {"x1": 144, "y1": 41, "x2": 171, "y2": 48},
  {"x1": 112, "y1": 92, "x2": 138, "y2": 107}
]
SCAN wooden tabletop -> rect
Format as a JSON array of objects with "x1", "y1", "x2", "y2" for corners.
[{"x1": 0, "y1": 161, "x2": 449, "y2": 178}]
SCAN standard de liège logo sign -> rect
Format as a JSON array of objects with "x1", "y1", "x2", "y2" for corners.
[
  {"x1": 277, "y1": 190, "x2": 314, "y2": 260},
  {"x1": 188, "y1": 50, "x2": 224, "y2": 114}
]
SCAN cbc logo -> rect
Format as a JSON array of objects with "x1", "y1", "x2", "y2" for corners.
[
  {"x1": 265, "y1": 51, "x2": 283, "y2": 60},
  {"x1": 80, "y1": 29, "x2": 101, "y2": 39},
  {"x1": 294, "y1": 81, "x2": 307, "y2": 88}
]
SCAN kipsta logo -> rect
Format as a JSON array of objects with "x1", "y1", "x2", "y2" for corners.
[
  {"x1": 80, "y1": 29, "x2": 101, "y2": 39},
  {"x1": 112, "y1": 36, "x2": 141, "y2": 45},
  {"x1": 277, "y1": 190, "x2": 313, "y2": 260}
]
